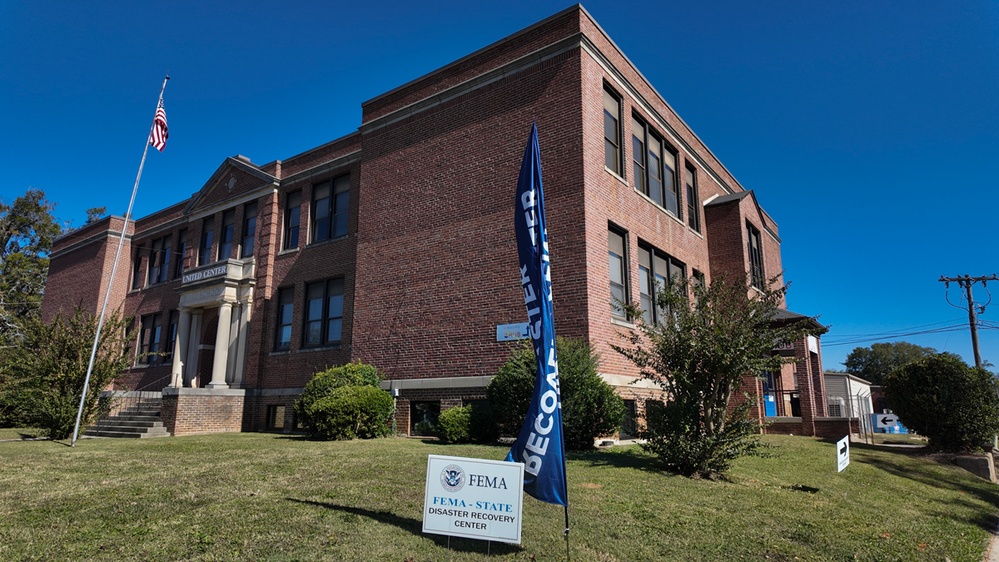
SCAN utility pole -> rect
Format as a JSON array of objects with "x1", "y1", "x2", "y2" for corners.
[{"x1": 939, "y1": 274, "x2": 999, "y2": 369}]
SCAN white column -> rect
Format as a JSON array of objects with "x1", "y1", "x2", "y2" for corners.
[
  {"x1": 231, "y1": 295, "x2": 252, "y2": 387},
  {"x1": 185, "y1": 310, "x2": 203, "y2": 387},
  {"x1": 170, "y1": 308, "x2": 192, "y2": 387},
  {"x1": 208, "y1": 301, "x2": 233, "y2": 389}
]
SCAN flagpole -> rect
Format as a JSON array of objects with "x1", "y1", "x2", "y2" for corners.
[{"x1": 71, "y1": 75, "x2": 170, "y2": 446}]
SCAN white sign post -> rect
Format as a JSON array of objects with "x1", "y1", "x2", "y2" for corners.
[
  {"x1": 423, "y1": 455, "x2": 525, "y2": 544},
  {"x1": 836, "y1": 435, "x2": 850, "y2": 473}
]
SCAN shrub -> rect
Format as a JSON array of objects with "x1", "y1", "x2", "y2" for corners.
[
  {"x1": 306, "y1": 385, "x2": 394, "y2": 440},
  {"x1": 488, "y1": 337, "x2": 625, "y2": 450},
  {"x1": 295, "y1": 361, "x2": 382, "y2": 436},
  {"x1": 883, "y1": 353, "x2": 999, "y2": 452},
  {"x1": 437, "y1": 405, "x2": 472, "y2": 444}
]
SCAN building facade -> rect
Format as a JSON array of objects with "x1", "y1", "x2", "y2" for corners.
[{"x1": 42, "y1": 5, "x2": 834, "y2": 437}]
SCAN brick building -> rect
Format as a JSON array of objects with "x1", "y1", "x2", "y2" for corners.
[{"x1": 42, "y1": 5, "x2": 835, "y2": 437}]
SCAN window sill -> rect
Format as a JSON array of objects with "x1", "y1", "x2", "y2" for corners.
[
  {"x1": 269, "y1": 349, "x2": 291, "y2": 356},
  {"x1": 277, "y1": 247, "x2": 300, "y2": 256},
  {"x1": 298, "y1": 343, "x2": 343, "y2": 353},
  {"x1": 305, "y1": 235, "x2": 349, "y2": 250},
  {"x1": 605, "y1": 167, "x2": 628, "y2": 186},
  {"x1": 631, "y1": 188, "x2": 686, "y2": 227},
  {"x1": 610, "y1": 317, "x2": 635, "y2": 329}
]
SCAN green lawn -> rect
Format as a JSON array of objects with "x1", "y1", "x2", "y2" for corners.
[{"x1": 0, "y1": 432, "x2": 995, "y2": 561}]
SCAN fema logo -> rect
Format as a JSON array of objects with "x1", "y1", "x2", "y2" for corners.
[{"x1": 440, "y1": 464, "x2": 465, "y2": 492}]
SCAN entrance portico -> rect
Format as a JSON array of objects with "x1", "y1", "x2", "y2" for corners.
[{"x1": 170, "y1": 259, "x2": 255, "y2": 389}]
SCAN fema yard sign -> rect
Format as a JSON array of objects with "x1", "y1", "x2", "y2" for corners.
[{"x1": 423, "y1": 455, "x2": 525, "y2": 544}]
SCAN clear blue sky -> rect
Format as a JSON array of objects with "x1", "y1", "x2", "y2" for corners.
[{"x1": 2, "y1": 1, "x2": 997, "y2": 371}]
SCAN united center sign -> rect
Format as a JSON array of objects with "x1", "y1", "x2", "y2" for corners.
[
  {"x1": 422, "y1": 455, "x2": 524, "y2": 544},
  {"x1": 182, "y1": 264, "x2": 227, "y2": 284}
]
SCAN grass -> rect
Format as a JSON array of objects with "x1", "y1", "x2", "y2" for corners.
[{"x1": 0, "y1": 432, "x2": 996, "y2": 561}]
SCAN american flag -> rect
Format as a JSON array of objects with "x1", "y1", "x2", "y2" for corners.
[{"x1": 149, "y1": 99, "x2": 168, "y2": 151}]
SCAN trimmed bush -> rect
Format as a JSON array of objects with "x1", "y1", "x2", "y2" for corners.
[
  {"x1": 295, "y1": 361, "x2": 387, "y2": 439},
  {"x1": 488, "y1": 337, "x2": 625, "y2": 450},
  {"x1": 306, "y1": 385, "x2": 394, "y2": 441},
  {"x1": 295, "y1": 361, "x2": 381, "y2": 433},
  {"x1": 883, "y1": 353, "x2": 999, "y2": 452},
  {"x1": 437, "y1": 405, "x2": 472, "y2": 444}
]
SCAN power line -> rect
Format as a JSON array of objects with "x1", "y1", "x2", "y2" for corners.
[{"x1": 939, "y1": 274, "x2": 999, "y2": 369}]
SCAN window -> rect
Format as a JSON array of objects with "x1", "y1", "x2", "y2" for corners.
[
  {"x1": 685, "y1": 164, "x2": 700, "y2": 233},
  {"x1": 748, "y1": 222, "x2": 765, "y2": 289},
  {"x1": 131, "y1": 248, "x2": 144, "y2": 290},
  {"x1": 692, "y1": 269, "x2": 706, "y2": 299},
  {"x1": 608, "y1": 228, "x2": 628, "y2": 319},
  {"x1": 164, "y1": 310, "x2": 178, "y2": 363},
  {"x1": 603, "y1": 87, "x2": 622, "y2": 175},
  {"x1": 173, "y1": 229, "x2": 187, "y2": 279},
  {"x1": 148, "y1": 236, "x2": 170, "y2": 285},
  {"x1": 303, "y1": 278, "x2": 344, "y2": 347},
  {"x1": 284, "y1": 191, "x2": 301, "y2": 250},
  {"x1": 218, "y1": 209, "x2": 235, "y2": 261},
  {"x1": 274, "y1": 287, "x2": 294, "y2": 351},
  {"x1": 632, "y1": 117, "x2": 680, "y2": 217},
  {"x1": 137, "y1": 313, "x2": 162, "y2": 365},
  {"x1": 198, "y1": 217, "x2": 214, "y2": 267},
  {"x1": 311, "y1": 175, "x2": 350, "y2": 243},
  {"x1": 267, "y1": 405, "x2": 286, "y2": 430},
  {"x1": 638, "y1": 245, "x2": 685, "y2": 325},
  {"x1": 241, "y1": 202, "x2": 257, "y2": 258}
]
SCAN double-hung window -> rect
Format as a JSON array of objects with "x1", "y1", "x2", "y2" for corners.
[
  {"x1": 164, "y1": 310, "x2": 178, "y2": 362},
  {"x1": 218, "y1": 209, "x2": 235, "y2": 261},
  {"x1": 638, "y1": 245, "x2": 686, "y2": 325},
  {"x1": 131, "y1": 248, "x2": 144, "y2": 289},
  {"x1": 284, "y1": 191, "x2": 301, "y2": 250},
  {"x1": 198, "y1": 217, "x2": 214, "y2": 267},
  {"x1": 685, "y1": 164, "x2": 700, "y2": 233},
  {"x1": 137, "y1": 313, "x2": 162, "y2": 365},
  {"x1": 632, "y1": 117, "x2": 680, "y2": 218},
  {"x1": 311, "y1": 175, "x2": 350, "y2": 243},
  {"x1": 173, "y1": 229, "x2": 187, "y2": 279},
  {"x1": 303, "y1": 278, "x2": 344, "y2": 347},
  {"x1": 748, "y1": 223, "x2": 765, "y2": 289},
  {"x1": 148, "y1": 236, "x2": 170, "y2": 285},
  {"x1": 241, "y1": 202, "x2": 257, "y2": 258},
  {"x1": 603, "y1": 87, "x2": 623, "y2": 175},
  {"x1": 608, "y1": 228, "x2": 628, "y2": 319},
  {"x1": 274, "y1": 287, "x2": 294, "y2": 351}
]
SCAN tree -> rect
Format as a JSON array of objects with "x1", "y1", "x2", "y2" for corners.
[
  {"x1": 0, "y1": 189, "x2": 61, "y2": 347},
  {"x1": 883, "y1": 354, "x2": 999, "y2": 452},
  {"x1": 614, "y1": 276, "x2": 817, "y2": 478},
  {"x1": 84, "y1": 207, "x2": 107, "y2": 225},
  {"x1": 489, "y1": 337, "x2": 625, "y2": 450},
  {"x1": 4, "y1": 307, "x2": 132, "y2": 439},
  {"x1": 844, "y1": 342, "x2": 937, "y2": 385}
]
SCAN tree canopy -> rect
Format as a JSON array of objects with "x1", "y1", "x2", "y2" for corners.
[
  {"x1": 0, "y1": 189, "x2": 61, "y2": 347},
  {"x1": 844, "y1": 341, "x2": 938, "y2": 385}
]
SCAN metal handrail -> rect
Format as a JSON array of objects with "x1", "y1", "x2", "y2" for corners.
[{"x1": 91, "y1": 373, "x2": 174, "y2": 431}]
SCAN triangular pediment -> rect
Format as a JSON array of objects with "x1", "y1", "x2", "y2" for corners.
[{"x1": 184, "y1": 157, "x2": 279, "y2": 215}]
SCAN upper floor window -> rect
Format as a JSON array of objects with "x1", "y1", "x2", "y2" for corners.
[
  {"x1": 218, "y1": 209, "x2": 235, "y2": 261},
  {"x1": 748, "y1": 223, "x2": 765, "y2": 289},
  {"x1": 311, "y1": 175, "x2": 350, "y2": 243},
  {"x1": 173, "y1": 229, "x2": 187, "y2": 279},
  {"x1": 603, "y1": 87, "x2": 622, "y2": 175},
  {"x1": 274, "y1": 287, "x2": 294, "y2": 351},
  {"x1": 198, "y1": 217, "x2": 214, "y2": 267},
  {"x1": 632, "y1": 117, "x2": 680, "y2": 218},
  {"x1": 148, "y1": 236, "x2": 170, "y2": 285},
  {"x1": 284, "y1": 191, "x2": 301, "y2": 250},
  {"x1": 608, "y1": 228, "x2": 628, "y2": 319},
  {"x1": 131, "y1": 248, "x2": 144, "y2": 290},
  {"x1": 303, "y1": 278, "x2": 344, "y2": 347},
  {"x1": 241, "y1": 202, "x2": 257, "y2": 258},
  {"x1": 638, "y1": 245, "x2": 685, "y2": 325},
  {"x1": 685, "y1": 164, "x2": 700, "y2": 233}
]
